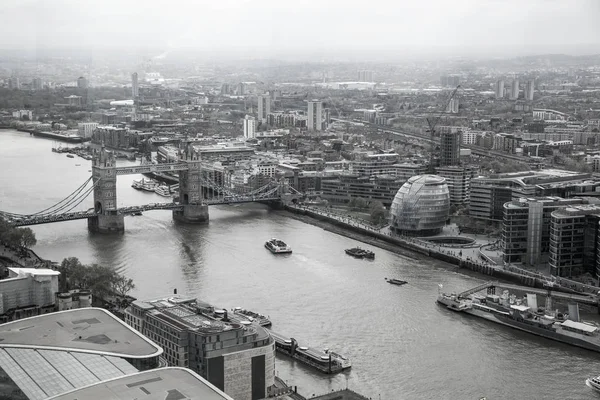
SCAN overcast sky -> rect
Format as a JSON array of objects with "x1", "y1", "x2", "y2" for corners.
[{"x1": 2, "y1": 0, "x2": 600, "y2": 58}]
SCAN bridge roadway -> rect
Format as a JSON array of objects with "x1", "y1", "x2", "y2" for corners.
[
  {"x1": 332, "y1": 118, "x2": 528, "y2": 162},
  {"x1": 458, "y1": 281, "x2": 598, "y2": 306},
  {"x1": 113, "y1": 163, "x2": 189, "y2": 176},
  {"x1": 8, "y1": 195, "x2": 282, "y2": 227}
]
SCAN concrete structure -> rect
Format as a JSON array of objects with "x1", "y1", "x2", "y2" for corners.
[
  {"x1": 65, "y1": 95, "x2": 82, "y2": 107},
  {"x1": 77, "y1": 122, "x2": 99, "y2": 138},
  {"x1": 307, "y1": 100, "x2": 323, "y2": 132},
  {"x1": 440, "y1": 131, "x2": 461, "y2": 167},
  {"x1": 350, "y1": 153, "x2": 399, "y2": 176},
  {"x1": 0, "y1": 268, "x2": 59, "y2": 323},
  {"x1": 501, "y1": 197, "x2": 586, "y2": 265},
  {"x1": 357, "y1": 70, "x2": 374, "y2": 82},
  {"x1": 12, "y1": 110, "x2": 32, "y2": 120},
  {"x1": 436, "y1": 166, "x2": 475, "y2": 205},
  {"x1": 0, "y1": 308, "x2": 163, "y2": 400},
  {"x1": 549, "y1": 204, "x2": 600, "y2": 278},
  {"x1": 243, "y1": 115, "x2": 256, "y2": 139},
  {"x1": 125, "y1": 295, "x2": 275, "y2": 400},
  {"x1": 446, "y1": 98, "x2": 459, "y2": 114},
  {"x1": 321, "y1": 174, "x2": 404, "y2": 206},
  {"x1": 56, "y1": 289, "x2": 92, "y2": 311},
  {"x1": 31, "y1": 78, "x2": 43, "y2": 90},
  {"x1": 8, "y1": 77, "x2": 20, "y2": 90},
  {"x1": 49, "y1": 368, "x2": 234, "y2": 400},
  {"x1": 257, "y1": 95, "x2": 270, "y2": 123},
  {"x1": 390, "y1": 175, "x2": 450, "y2": 236},
  {"x1": 131, "y1": 72, "x2": 139, "y2": 99},
  {"x1": 525, "y1": 79, "x2": 535, "y2": 101},
  {"x1": 495, "y1": 79, "x2": 505, "y2": 99},
  {"x1": 510, "y1": 79, "x2": 519, "y2": 100},
  {"x1": 533, "y1": 108, "x2": 569, "y2": 121}
]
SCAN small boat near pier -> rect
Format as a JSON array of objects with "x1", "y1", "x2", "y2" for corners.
[
  {"x1": 265, "y1": 238, "x2": 292, "y2": 254},
  {"x1": 385, "y1": 278, "x2": 408, "y2": 286}
]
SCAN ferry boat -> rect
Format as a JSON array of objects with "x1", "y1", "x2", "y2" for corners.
[
  {"x1": 268, "y1": 331, "x2": 351, "y2": 374},
  {"x1": 154, "y1": 185, "x2": 172, "y2": 197},
  {"x1": 437, "y1": 284, "x2": 600, "y2": 352},
  {"x1": 385, "y1": 278, "x2": 408, "y2": 286},
  {"x1": 345, "y1": 247, "x2": 375, "y2": 259},
  {"x1": 132, "y1": 178, "x2": 157, "y2": 192},
  {"x1": 232, "y1": 307, "x2": 272, "y2": 327},
  {"x1": 586, "y1": 375, "x2": 600, "y2": 393},
  {"x1": 66, "y1": 154, "x2": 75, "y2": 158},
  {"x1": 265, "y1": 238, "x2": 292, "y2": 254}
]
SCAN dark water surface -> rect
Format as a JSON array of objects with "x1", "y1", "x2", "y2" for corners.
[{"x1": 1, "y1": 129, "x2": 599, "y2": 400}]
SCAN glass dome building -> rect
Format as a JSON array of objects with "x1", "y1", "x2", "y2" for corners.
[{"x1": 390, "y1": 175, "x2": 450, "y2": 236}]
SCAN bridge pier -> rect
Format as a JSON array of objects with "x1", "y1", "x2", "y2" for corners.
[
  {"x1": 87, "y1": 213, "x2": 125, "y2": 233},
  {"x1": 173, "y1": 204, "x2": 209, "y2": 224}
]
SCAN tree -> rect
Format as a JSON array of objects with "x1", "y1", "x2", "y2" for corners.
[
  {"x1": 113, "y1": 275, "x2": 135, "y2": 297},
  {"x1": 369, "y1": 200, "x2": 386, "y2": 224},
  {"x1": 17, "y1": 228, "x2": 36, "y2": 248}
]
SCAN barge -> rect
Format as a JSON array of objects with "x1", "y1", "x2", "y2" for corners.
[
  {"x1": 437, "y1": 283, "x2": 600, "y2": 353},
  {"x1": 345, "y1": 247, "x2": 374, "y2": 259},
  {"x1": 268, "y1": 330, "x2": 351, "y2": 374}
]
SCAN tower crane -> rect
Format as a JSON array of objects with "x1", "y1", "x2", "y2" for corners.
[{"x1": 426, "y1": 85, "x2": 461, "y2": 173}]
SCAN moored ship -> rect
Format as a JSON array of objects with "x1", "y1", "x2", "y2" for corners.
[
  {"x1": 232, "y1": 307, "x2": 272, "y2": 327},
  {"x1": 437, "y1": 284, "x2": 600, "y2": 353},
  {"x1": 132, "y1": 178, "x2": 157, "y2": 192},
  {"x1": 385, "y1": 278, "x2": 408, "y2": 286},
  {"x1": 345, "y1": 247, "x2": 375, "y2": 259},
  {"x1": 586, "y1": 375, "x2": 600, "y2": 393},
  {"x1": 265, "y1": 238, "x2": 292, "y2": 254}
]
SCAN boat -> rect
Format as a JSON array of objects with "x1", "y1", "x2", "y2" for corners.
[
  {"x1": 232, "y1": 307, "x2": 272, "y2": 327},
  {"x1": 154, "y1": 185, "x2": 172, "y2": 197},
  {"x1": 586, "y1": 375, "x2": 600, "y2": 393},
  {"x1": 34, "y1": 130, "x2": 86, "y2": 143},
  {"x1": 437, "y1": 284, "x2": 600, "y2": 352},
  {"x1": 66, "y1": 154, "x2": 75, "y2": 158},
  {"x1": 265, "y1": 238, "x2": 292, "y2": 254},
  {"x1": 345, "y1": 247, "x2": 375, "y2": 259},
  {"x1": 385, "y1": 278, "x2": 408, "y2": 286},
  {"x1": 130, "y1": 211, "x2": 143, "y2": 216},
  {"x1": 268, "y1": 330, "x2": 351, "y2": 374},
  {"x1": 132, "y1": 178, "x2": 157, "y2": 192}
]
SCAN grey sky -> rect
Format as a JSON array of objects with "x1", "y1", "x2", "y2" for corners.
[{"x1": 2, "y1": 0, "x2": 599, "y2": 57}]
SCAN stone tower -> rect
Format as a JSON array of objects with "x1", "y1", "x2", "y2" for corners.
[
  {"x1": 173, "y1": 143, "x2": 209, "y2": 223},
  {"x1": 88, "y1": 146, "x2": 124, "y2": 232}
]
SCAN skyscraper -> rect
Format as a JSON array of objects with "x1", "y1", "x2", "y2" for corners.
[
  {"x1": 8, "y1": 77, "x2": 20, "y2": 90},
  {"x1": 307, "y1": 100, "x2": 323, "y2": 131},
  {"x1": 510, "y1": 79, "x2": 519, "y2": 100},
  {"x1": 131, "y1": 72, "x2": 139, "y2": 98},
  {"x1": 525, "y1": 80, "x2": 535, "y2": 101},
  {"x1": 243, "y1": 115, "x2": 256, "y2": 139},
  {"x1": 77, "y1": 76, "x2": 88, "y2": 89},
  {"x1": 495, "y1": 80, "x2": 505, "y2": 99},
  {"x1": 32, "y1": 78, "x2": 43, "y2": 90},
  {"x1": 358, "y1": 70, "x2": 374, "y2": 82},
  {"x1": 439, "y1": 131, "x2": 461, "y2": 167},
  {"x1": 257, "y1": 95, "x2": 270, "y2": 123}
]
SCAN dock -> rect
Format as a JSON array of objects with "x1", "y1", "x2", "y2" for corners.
[{"x1": 268, "y1": 330, "x2": 351, "y2": 374}]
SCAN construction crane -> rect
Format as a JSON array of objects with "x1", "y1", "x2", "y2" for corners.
[{"x1": 426, "y1": 85, "x2": 461, "y2": 173}]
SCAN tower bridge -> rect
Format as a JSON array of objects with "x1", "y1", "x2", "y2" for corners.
[{"x1": 1, "y1": 145, "x2": 300, "y2": 233}]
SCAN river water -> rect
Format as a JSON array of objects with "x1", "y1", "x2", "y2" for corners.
[{"x1": 1, "y1": 129, "x2": 599, "y2": 400}]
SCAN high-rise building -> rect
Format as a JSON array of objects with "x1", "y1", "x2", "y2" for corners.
[
  {"x1": 307, "y1": 100, "x2": 323, "y2": 131},
  {"x1": 77, "y1": 76, "x2": 88, "y2": 89},
  {"x1": 32, "y1": 77, "x2": 43, "y2": 90},
  {"x1": 243, "y1": 115, "x2": 256, "y2": 139},
  {"x1": 436, "y1": 166, "x2": 476, "y2": 205},
  {"x1": 439, "y1": 131, "x2": 461, "y2": 167},
  {"x1": 131, "y1": 72, "x2": 139, "y2": 98},
  {"x1": 525, "y1": 80, "x2": 535, "y2": 101},
  {"x1": 78, "y1": 122, "x2": 100, "y2": 138},
  {"x1": 440, "y1": 75, "x2": 460, "y2": 87},
  {"x1": 238, "y1": 82, "x2": 246, "y2": 95},
  {"x1": 221, "y1": 83, "x2": 230, "y2": 95},
  {"x1": 357, "y1": 70, "x2": 374, "y2": 82},
  {"x1": 495, "y1": 80, "x2": 505, "y2": 99},
  {"x1": 510, "y1": 79, "x2": 519, "y2": 100},
  {"x1": 8, "y1": 77, "x2": 20, "y2": 90},
  {"x1": 125, "y1": 295, "x2": 275, "y2": 400},
  {"x1": 257, "y1": 95, "x2": 270, "y2": 123}
]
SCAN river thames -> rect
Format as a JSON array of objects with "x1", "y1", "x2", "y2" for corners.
[{"x1": 1, "y1": 129, "x2": 600, "y2": 399}]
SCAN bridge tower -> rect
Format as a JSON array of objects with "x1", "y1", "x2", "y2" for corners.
[
  {"x1": 88, "y1": 146, "x2": 125, "y2": 233},
  {"x1": 173, "y1": 144, "x2": 209, "y2": 223}
]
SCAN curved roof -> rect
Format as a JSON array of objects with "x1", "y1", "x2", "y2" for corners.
[
  {"x1": 406, "y1": 174, "x2": 446, "y2": 185},
  {"x1": 0, "y1": 308, "x2": 162, "y2": 358}
]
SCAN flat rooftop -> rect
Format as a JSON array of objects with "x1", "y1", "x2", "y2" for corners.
[
  {"x1": 0, "y1": 308, "x2": 162, "y2": 358},
  {"x1": 48, "y1": 367, "x2": 234, "y2": 400}
]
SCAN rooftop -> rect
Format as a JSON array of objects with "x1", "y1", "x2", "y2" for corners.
[
  {"x1": 48, "y1": 367, "x2": 234, "y2": 400},
  {"x1": 6, "y1": 267, "x2": 60, "y2": 276},
  {"x1": 0, "y1": 308, "x2": 162, "y2": 358}
]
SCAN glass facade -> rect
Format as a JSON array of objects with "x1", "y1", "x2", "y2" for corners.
[{"x1": 390, "y1": 175, "x2": 450, "y2": 236}]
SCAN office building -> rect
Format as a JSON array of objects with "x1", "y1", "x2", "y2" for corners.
[
  {"x1": 238, "y1": 82, "x2": 246, "y2": 95},
  {"x1": 65, "y1": 95, "x2": 82, "y2": 107},
  {"x1": 221, "y1": 83, "x2": 230, "y2": 95},
  {"x1": 12, "y1": 110, "x2": 33, "y2": 120},
  {"x1": 439, "y1": 131, "x2": 461, "y2": 167},
  {"x1": 502, "y1": 197, "x2": 585, "y2": 265},
  {"x1": 350, "y1": 153, "x2": 399, "y2": 176},
  {"x1": 436, "y1": 166, "x2": 476, "y2": 205},
  {"x1": 510, "y1": 79, "x2": 519, "y2": 100},
  {"x1": 440, "y1": 75, "x2": 460, "y2": 87},
  {"x1": 131, "y1": 72, "x2": 139, "y2": 98},
  {"x1": 357, "y1": 70, "x2": 374, "y2": 82},
  {"x1": 390, "y1": 175, "x2": 450, "y2": 236},
  {"x1": 125, "y1": 295, "x2": 275, "y2": 400},
  {"x1": 243, "y1": 115, "x2": 256, "y2": 139},
  {"x1": 31, "y1": 78, "x2": 43, "y2": 90},
  {"x1": 525, "y1": 80, "x2": 535, "y2": 101},
  {"x1": 8, "y1": 77, "x2": 20, "y2": 90},
  {"x1": 257, "y1": 95, "x2": 270, "y2": 123},
  {"x1": 321, "y1": 174, "x2": 404, "y2": 207},
  {"x1": 77, "y1": 76, "x2": 88, "y2": 89},
  {"x1": 0, "y1": 308, "x2": 163, "y2": 400},
  {"x1": 495, "y1": 80, "x2": 505, "y2": 99},
  {"x1": 0, "y1": 267, "x2": 59, "y2": 322},
  {"x1": 77, "y1": 122, "x2": 99, "y2": 138},
  {"x1": 307, "y1": 100, "x2": 323, "y2": 132},
  {"x1": 549, "y1": 204, "x2": 600, "y2": 278}
]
